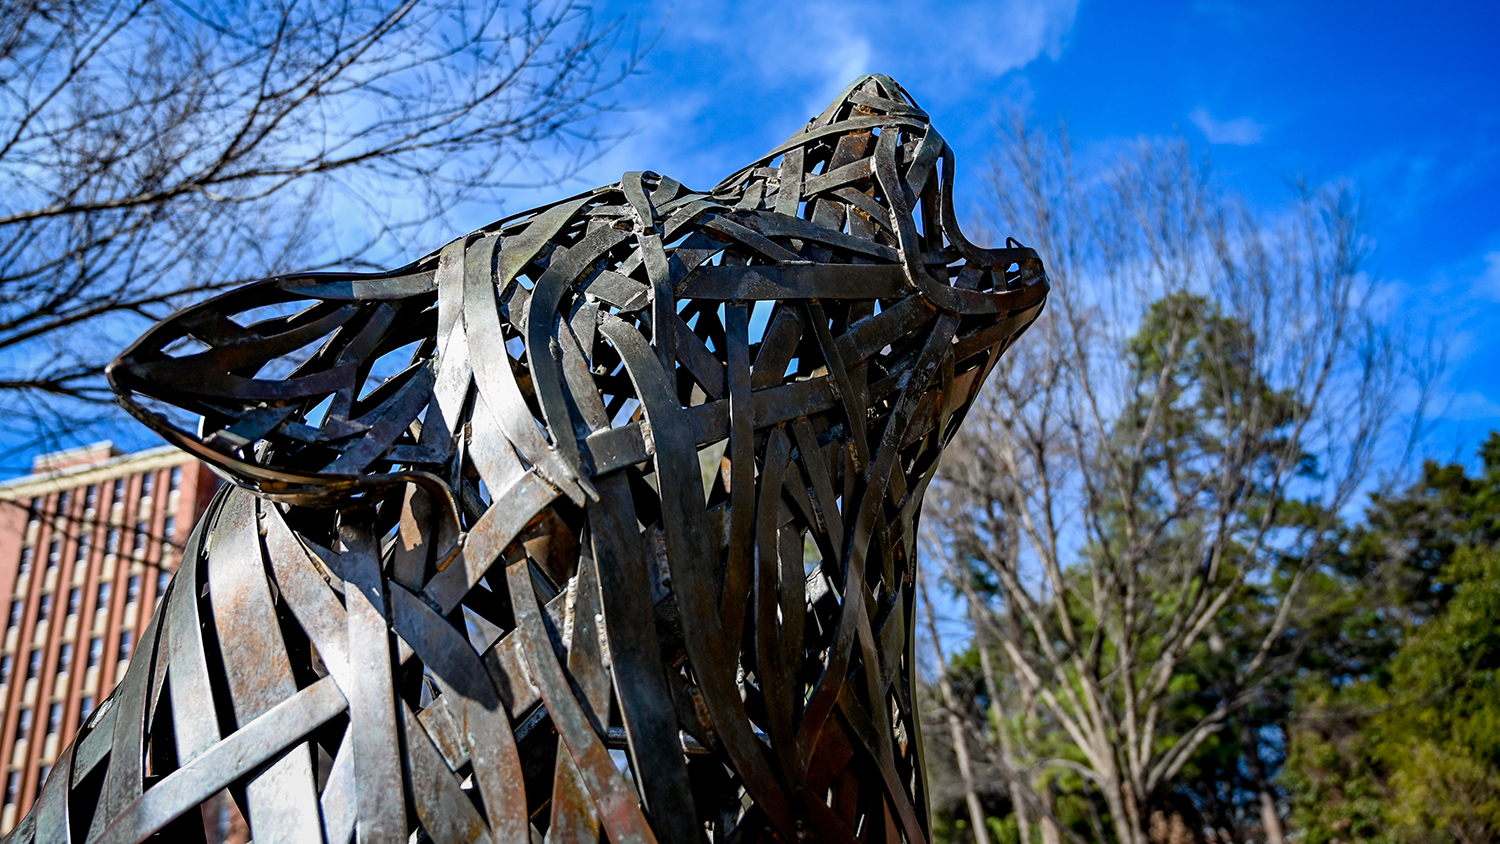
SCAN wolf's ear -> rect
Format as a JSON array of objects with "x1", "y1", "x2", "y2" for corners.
[
  {"x1": 711, "y1": 74, "x2": 1047, "y2": 316},
  {"x1": 107, "y1": 258, "x2": 449, "y2": 504},
  {"x1": 712, "y1": 74, "x2": 933, "y2": 200},
  {"x1": 805, "y1": 73, "x2": 929, "y2": 130}
]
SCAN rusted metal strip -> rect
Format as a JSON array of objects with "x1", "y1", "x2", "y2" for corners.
[
  {"x1": 207, "y1": 493, "x2": 323, "y2": 843},
  {"x1": 597, "y1": 313, "x2": 795, "y2": 837},
  {"x1": 92, "y1": 677, "x2": 347, "y2": 844},
  {"x1": 507, "y1": 560, "x2": 658, "y2": 844},
  {"x1": 336, "y1": 510, "x2": 408, "y2": 843},
  {"x1": 320, "y1": 740, "x2": 357, "y2": 844},
  {"x1": 389, "y1": 584, "x2": 529, "y2": 840},
  {"x1": 588, "y1": 474, "x2": 701, "y2": 844},
  {"x1": 676, "y1": 263, "x2": 907, "y2": 301}
]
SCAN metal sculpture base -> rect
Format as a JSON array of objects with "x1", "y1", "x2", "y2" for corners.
[{"x1": 7, "y1": 75, "x2": 1047, "y2": 844}]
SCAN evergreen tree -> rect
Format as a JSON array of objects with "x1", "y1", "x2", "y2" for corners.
[{"x1": 1285, "y1": 436, "x2": 1500, "y2": 844}]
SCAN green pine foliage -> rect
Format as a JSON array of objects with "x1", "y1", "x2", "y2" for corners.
[
  {"x1": 927, "y1": 285, "x2": 1500, "y2": 842},
  {"x1": 1284, "y1": 437, "x2": 1500, "y2": 844}
]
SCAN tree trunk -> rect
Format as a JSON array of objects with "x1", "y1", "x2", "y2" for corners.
[
  {"x1": 972, "y1": 606, "x2": 1032, "y2": 843},
  {"x1": 1237, "y1": 718, "x2": 1284, "y2": 844},
  {"x1": 953, "y1": 728, "x2": 993, "y2": 844},
  {"x1": 922, "y1": 591, "x2": 992, "y2": 844},
  {"x1": 1098, "y1": 779, "x2": 1144, "y2": 844},
  {"x1": 1037, "y1": 784, "x2": 1061, "y2": 844}
]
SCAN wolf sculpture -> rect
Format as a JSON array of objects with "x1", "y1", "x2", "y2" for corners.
[{"x1": 7, "y1": 75, "x2": 1047, "y2": 844}]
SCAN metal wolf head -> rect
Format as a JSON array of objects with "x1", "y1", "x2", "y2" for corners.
[{"x1": 95, "y1": 74, "x2": 1047, "y2": 844}]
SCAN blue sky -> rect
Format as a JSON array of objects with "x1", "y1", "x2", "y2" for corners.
[
  {"x1": 495, "y1": 0, "x2": 1498, "y2": 466},
  {"x1": 9, "y1": 0, "x2": 1497, "y2": 475}
]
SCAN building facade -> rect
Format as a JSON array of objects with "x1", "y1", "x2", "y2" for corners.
[{"x1": 0, "y1": 442, "x2": 221, "y2": 832}]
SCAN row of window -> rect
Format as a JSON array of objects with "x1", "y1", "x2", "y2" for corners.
[
  {"x1": 29, "y1": 468, "x2": 183, "y2": 523},
  {"x1": 0, "y1": 696, "x2": 95, "y2": 806},
  {"x1": 18, "y1": 517, "x2": 177, "y2": 578},
  {"x1": 10, "y1": 695, "x2": 100, "y2": 750},
  {"x1": 0, "y1": 627, "x2": 136, "y2": 687},
  {"x1": 0, "y1": 471, "x2": 187, "y2": 814},
  {"x1": 6, "y1": 569, "x2": 169, "y2": 636}
]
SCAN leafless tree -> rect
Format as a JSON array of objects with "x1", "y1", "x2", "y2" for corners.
[
  {"x1": 0, "y1": 0, "x2": 638, "y2": 467},
  {"x1": 920, "y1": 121, "x2": 1416, "y2": 844}
]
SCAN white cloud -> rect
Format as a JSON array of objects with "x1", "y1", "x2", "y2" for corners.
[
  {"x1": 454, "y1": 0, "x2": 1082, "y2": 232},
  {"x1": 695, "y1": 0, "x2": 1079, "y2": 220},
  {"x1": 1443, "y1": 389, "x2": 1500, "y2": 421},
  {"x1": 774, "y1": 4, "x2": 876, "y2": 120},
  {"x1": 667, "y1": 0, "x2": 1078, "y2": 114},
  {"x1": 1189, "y1": 107, "x2": 1266, "y2": 145},
  {"x1": 1478, "y1": 250, "x2": 1500, "y2": 300},
  {"x1": 934, "y1": 0, "x2": 1080, "y2": 77}
]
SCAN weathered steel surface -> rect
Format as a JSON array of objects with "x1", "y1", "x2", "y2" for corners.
[{"x1": 7, "y1": 74, "x2": 1047, "y2": 844}]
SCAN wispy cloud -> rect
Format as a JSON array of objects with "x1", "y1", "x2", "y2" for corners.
[
  {"x1": 1478, "y1": 250, "x2": 1500, "y2": 300},
  {"x1": 699, "y1": 0, "x2": 1080, "y2": 113},
  {"x1": 1442, "y1": 389, "x2": 1500, "y2": 421},
  {"x1": 482, "y1": 0, "x2": 1081, "y2": 217},
  {"x1": 1189, "y1": 107, "x2": 1266, "y2": 145}
]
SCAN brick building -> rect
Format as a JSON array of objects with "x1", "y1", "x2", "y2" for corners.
[{"x1": 0, "y1": 442, "x2": 221, "y2": 832}]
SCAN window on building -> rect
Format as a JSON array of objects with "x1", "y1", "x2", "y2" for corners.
[
  {"x1": 106, "y1": 527, "x2": 120, "y2": 554},
  {"x1": 126, "y1": 575, "x2": 140, "y2": 606},
  {"x1": 96, "y1": 582, "x2": 110, "y2": 610},
  {"x1": 162, "y1": 517, "x2": 176, "y2": 542},
  {"x1": 18, "y1": 544, "x2": 32, "y2": 576},
  {"x1": 74, "y1": 534, "x2": 90, "y2": 565},
  {"x1": 0, "y1": 655, "x2": 11, "y2": 685},
  {"x1": 79, "y1": 696, "x2": 95, "y2": 721},
  {"x1": 133, "y1": 521, "x2": 147, "y2": 553},
  {"x1": 169, "y1": 467, "x2": 182, "y2": 492},
  {"x1": 36, "y1": 593, "x2": 50, "y2": 621},
  {"x1": 66, "y1": 588, "x2": 80, "y2": 617},
  {"x1": 7, "y1": 599, "x2": 22, "y2": 629},
  {"x1": 84, "y1": 485, "x2": 97, "y2": 511},
  {"x1": 87, "y1": 637, "x2": 102, "y2": 668},
  {"x1": 26, "y1": 500, "x2": 39, "y2": 525},
  {"x1": 46, "y1": 539, "x2": 60, "y2": 568},
  {"x1": 4, "y1": 771, "x2": 18, "y2": 806},
  {"x1": 140, "y1": 472, "x2": 154, "y2": 498},
  {"x1": 38, "y1": 765, "x2": 50, "y2": 787},
  {"x1": 26, "y1": 649, "x2": 41, "y2": 680},
  {"x1": 46, "y1": 703, "x2": 61, "y2": 735},
  {"x1": 15, "y1": 708, "x2": 32, "y2": 741},
  {"x1": 56, "y1": 643, "x2": 71, "y2": 675},
  {"x1": 112, "y1": 477, "x2": 125, "y2": 504},
  {"x1": 55, "y1": 490, "x2": 68, "y2": 514},
  {"x1": 117, "y1": 631, "x2": 132, "y2": 663}
]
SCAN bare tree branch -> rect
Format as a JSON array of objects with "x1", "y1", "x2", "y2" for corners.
[
  {"x1": 919, "y1": 119, "x2": 1419, "y2": 843},
  {"x1": 0, "y1": 0, "x2": 641, "y2": 464}
]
